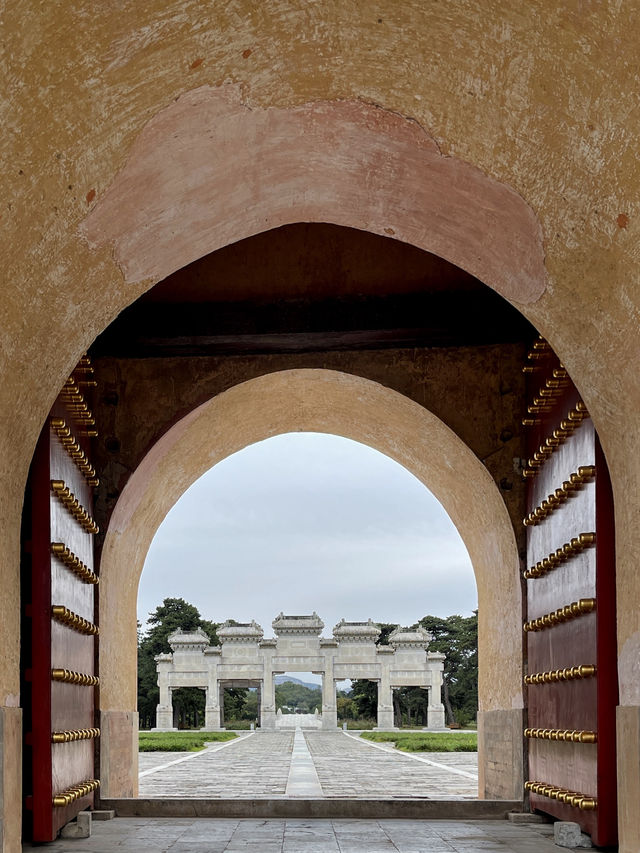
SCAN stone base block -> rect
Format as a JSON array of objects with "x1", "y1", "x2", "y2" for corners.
[
  {"x1": 100, "y1": 710, "x2": 138, "y2": 798},
  {"x1": 91, "y1": 810, "x2": 115, "y2": 821},
  {"x1": 0, "y1": 706, "x2": 21, "y2": 853},
  {"x1": 101, "y1": 797, "x2": 521, "y2": 820},
  {"x1": 60, "y1": 811, "x2": 91, "y2": 839},
  {"x1": 477, "y1": 708, "x2": 523, "y2": 800},
  {"x1": 554, "y1": 821, "x2": 592, "y2": 848},
  {"x1": 427, "y1": 707, "x2": 446, "y2": 729},
  {"x1": 617, "y1": 704, "x2": 640, "y2": 853}
]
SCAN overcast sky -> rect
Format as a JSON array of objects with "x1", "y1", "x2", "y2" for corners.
[{"x1": 138, "y1": 432, "x2": 477, "y2": 653}]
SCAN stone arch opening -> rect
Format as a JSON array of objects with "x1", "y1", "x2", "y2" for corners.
[
  {"x1": 99, "y1": 368, "x2": 521, "y2": 799},
  {"x1": 138, "y1": 431, "x2": 475, "y2": 738}
]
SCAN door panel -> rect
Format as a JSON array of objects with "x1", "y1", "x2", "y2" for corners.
[
  {"x1": 22, "y1": 357, "x2": 100, "y2": 841},
  {"x1": 523, "y1": 339, "x2": 617, "y2": 847}
]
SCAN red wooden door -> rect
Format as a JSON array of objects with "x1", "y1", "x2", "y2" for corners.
[
  {"x1": 522, "y1": 338, "x2": 617, "y2": 847},
  {"x1": 22, "y1": 357, "x2": 100, "y2": 841}
]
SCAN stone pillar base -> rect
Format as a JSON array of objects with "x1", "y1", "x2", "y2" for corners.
[
  {"x1": 617, "y1": 704, "x2": 640, "y2": 853},
  {"x1": 322, "y1": 709, "x2": 338, "y2": 730},
  {"x1": 261, "y1": 710, "x2": 276, "y2": 729},
  {"x1": 477, "y1": 708, "x2": 523, "y2": 800},
  {"x1": 155, "y1": 705, "x2": 173, "y2": 730},
  {"x1": 376, "y1": 708, "x2": 394, "y2": 730},
  {"x1": 100, "y1": 710, "x2": 138, "y2": 798},
  {"x1": 204, "y1": 707, "x2": 221, "y2": 730},
  {"x1": 427, "y1": 706, "x2": 446, "y2": 729},
  {"x1": 0, "y1": 706, "x2": 22, "y2": 853}
]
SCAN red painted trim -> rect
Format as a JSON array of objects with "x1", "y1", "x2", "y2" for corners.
[
  {"x1": 29, "y1": 427, "x2": 54, "y2": 841},
  {"x1": 593, "y1": 436, "x2": 618, "y2": 848}
]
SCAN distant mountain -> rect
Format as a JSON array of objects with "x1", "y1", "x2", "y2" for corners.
[{"x1": 274, "y1": 675, "x2": 321, "y2": 691}]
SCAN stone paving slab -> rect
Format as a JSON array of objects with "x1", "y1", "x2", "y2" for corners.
[
  {"x1": 139, "y1": 751, "x2": 192, "y2": 773},
  {"x1": 139, "y1": 732, "x2": 294, "y2": 798},
  {"x1": 22, "y1": 817, "x2": 559, "y2": 852},
  {"x1": 304, "y1": 733, "x2": 478, "y2": 799},
  {"x1": 136, "y1": 731, "x2": 479, "y2": 801}
]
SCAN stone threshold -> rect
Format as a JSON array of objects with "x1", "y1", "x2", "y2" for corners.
[{"x1": 99, "y1": 798, "x2": 520, "y2": 820}]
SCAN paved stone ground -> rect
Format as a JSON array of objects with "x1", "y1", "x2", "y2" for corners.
[
  {"x1": 23, "y1": 817, "x2": 560, "y2": 852},
  {"x1": 139, "y1": 732, "x2": 294, "y2": 798},
  {"x1": 138, "y1": 731, "x2": 479, "y2": 799},
  {"x1": 303, "y1": 733, "x2": 478, "y2": 799}
]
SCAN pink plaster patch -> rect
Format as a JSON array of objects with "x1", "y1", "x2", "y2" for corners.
[{"x1": 80, "y1": 85, "x2": 546, "y2": 304}]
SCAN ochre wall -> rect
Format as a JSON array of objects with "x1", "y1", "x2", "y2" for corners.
[{"x1": 2, "y1": 3, "x2": 639, "y2": 850}]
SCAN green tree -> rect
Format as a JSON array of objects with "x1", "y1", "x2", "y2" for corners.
[
  {"x1": 337, "y1": 694, "x2": 356, "y2": 721},
  {"x1": 275, "y1": 681, "x2": 321, "y2": 713},
  {"x1": 137, "y1": 598, "x2": 220, "y2": 729},
  {"x1": 417, "y1": 612, "x2": 478, "y2": 726}
]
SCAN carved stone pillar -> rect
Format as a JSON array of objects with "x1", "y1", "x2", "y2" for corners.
[
  {"x1": 261, "y1": 670, "x2": 276, "y2": 729},
  {"x1": 376, "y1": 664, "x2": 395, "y2": 730},
  {"x1": 322, "y1": 656, "x2": 338, "y2": 729},
  {"x1": 153, "y1": 654, "x2": 175, "y2": 730},
  {"x1": 426, "y1": 651, "x2": 446, "y2": 729},
  {"x1": 204, "y1": 653, "x2": 222, "y2": 729},
  {"x1": 259, "y1": 639, "x2": 277, "y2": 729}
]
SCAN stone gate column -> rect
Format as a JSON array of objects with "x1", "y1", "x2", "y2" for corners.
[
  {"x1": 261, "y1": 671, "x2": 276, "y2": 729},
  {"x1": 218, "y1": 682, "x2": 225, "y2": 728},
  {"x1": 259, "y1": 639, "x2": 277, "y2": 729},
  {"x1": 153, "y1": 653, "x2": 175, "y2": 730},
  {"x1": 204, "y1": 685, "x2": 222, "y2": 730},
  {"x1": 376, "y1": 664, "x2": 395, "y2": 730},
  {"x1": 322, "y1": 656, "x2": 338, "y2": 729},
  {"x1": 427, "y1": 652, "x2": 446, "y2": 729},
  {"x1": 204, "y1": 649, "x2": 222, "y2": 729}
]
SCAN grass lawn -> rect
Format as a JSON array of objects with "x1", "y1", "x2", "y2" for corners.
[
  {"x1": 139, "y1": 731, "x2": 237, "y2": 752},
  {"x1": 360, "y1": 731, "x2": 477, "y2": 752}
]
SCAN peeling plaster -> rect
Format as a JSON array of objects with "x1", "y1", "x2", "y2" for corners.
[{"x1": 81, "y1": 85, "x2": 546, "y2": 305}]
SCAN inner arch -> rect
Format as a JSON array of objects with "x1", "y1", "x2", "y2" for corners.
[
  {"x1": 138, "y1": 431, "x2": 477, "y2": 632},
  {"x1": 99, "y1": 368, "x2": 521, "y2": 802}
]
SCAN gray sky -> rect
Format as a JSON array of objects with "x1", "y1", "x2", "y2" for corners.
[{"x1": 138, "y1": 433, "x2": 477, "y2": 645}]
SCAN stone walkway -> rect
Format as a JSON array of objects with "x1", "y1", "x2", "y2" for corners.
[
  {"x1": 23, "y1": 817, "x2": 560, "y2": 852},
  {"x1": 138, "y1": 731, "x2": 478, "y2": 799},
  {"x1": 139, "y1": 732, "x2": 294, "y2": 798},
  {"x1": 307, "y1": 733, "x2": 477, "y2": 799}
]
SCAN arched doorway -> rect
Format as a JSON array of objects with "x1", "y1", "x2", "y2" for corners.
[
  {"x1": 98, "y1": 368, "x2": 522, "y2": 801},
  {"x1": 10, "y1": 90, "x2": 628, "y2": 848}
]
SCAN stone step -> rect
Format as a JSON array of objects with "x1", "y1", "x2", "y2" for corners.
[{"x1": 99, "y1": 797, "x2": 521, "y2": 820}]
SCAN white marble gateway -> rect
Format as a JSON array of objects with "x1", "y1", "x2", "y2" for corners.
[{"x1": 154, "y1": 613, "x2": 445, "y2": 731}]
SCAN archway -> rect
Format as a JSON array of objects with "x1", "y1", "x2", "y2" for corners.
[
  {"x1": 99, "y1": 368, "x2": 522, "y2": 800},
  {"x1": 5, "y1": 83, "x2": 634, "y2": 850},
  {"x1": 137, "y1": 431, "x2": 477, "y2": 739}
]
